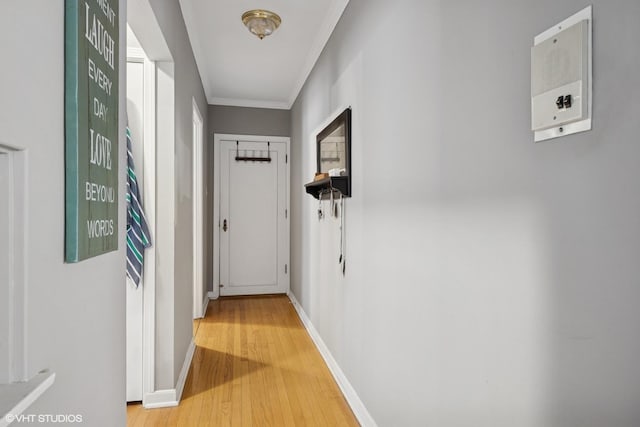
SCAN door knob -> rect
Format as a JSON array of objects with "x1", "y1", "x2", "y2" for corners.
[{"x1": 222, "y1": 219, "x2": 228, "y2": 232}]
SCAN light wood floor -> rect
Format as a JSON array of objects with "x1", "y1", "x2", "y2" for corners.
[{"x1": 127, "y1": 295, "x2": 358, "y2": 426}]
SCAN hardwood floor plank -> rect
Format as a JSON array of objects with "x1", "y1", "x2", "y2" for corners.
[{"x1": 127, "y1": 295, "x2": 359, "y2": 427}]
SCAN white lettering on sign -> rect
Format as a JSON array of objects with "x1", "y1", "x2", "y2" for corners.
[
  {"x1": 84, "y1": 3, "x2": 115, "y2": 70},
  {"x1": 87, "y1": 219, "x2": 115, "y2": 238},
  {"x1": 88, "y1": 58, "x2": 112, "y2": 95},
  {"x1": 89, "y1": 129, "x2": 112, "y2": 170},
  {"x1": 93, "y1": 97, "x2": 108, "y2": 120},
  {"x1": 95, "y1": 0, "x2": 116, "y2": 26},
  {"x1": 85, "y1": 182, "x2": 115, "y2": 203}
]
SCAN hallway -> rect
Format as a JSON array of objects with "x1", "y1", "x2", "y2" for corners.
[
  {"x1": 4, "y1": 2, "x2": 640, "y2": 425},
  {"x1": 127, "y1": 296, "x2": 358, "y2": 426}
]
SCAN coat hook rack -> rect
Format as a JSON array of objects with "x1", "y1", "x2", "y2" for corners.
[{"x1": 235, "y1": 140, "x2": 272, "y2": 163}]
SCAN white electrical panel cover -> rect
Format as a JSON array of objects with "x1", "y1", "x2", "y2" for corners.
[{"x1": 531, "y1": 6, "x2": 592, "y2": 142}]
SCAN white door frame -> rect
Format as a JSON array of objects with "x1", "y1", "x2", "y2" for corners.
[
  {"x1": 192, "y1": 100, "x2": 205, "y2": 318},
  {"x1": 0, "y1": 144, "x2": 27, "y2": 384},
  {"x1": 213, "y1": 134, "x2": 290, "y2": 298},
  {"x1": 126, "y1": 47, "x2": 157, "y2": 404}
]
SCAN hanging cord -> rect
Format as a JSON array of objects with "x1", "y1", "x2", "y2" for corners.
[
  {"x1": 338, "y1": 194, "x2": 342, "y2": 263},
  {"x1": 330, "y1": 188, "x2": 335, "y2": 218},
  {"x1": 317, "y1": 191, "x2": 324, "y2": 220},
  {"x1": 339, "y1": 194, "x2": 345, "y2": 275}
]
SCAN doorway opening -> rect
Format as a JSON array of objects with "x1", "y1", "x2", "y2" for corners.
[{"x1": 125, "y1": 27, "x2": 157, "y2": 403}]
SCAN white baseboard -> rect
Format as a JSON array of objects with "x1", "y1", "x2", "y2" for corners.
[
  {"x1": 143, "y1": 389, "x2": 178, "y2": 409},
  {"x1": 287, "y1": 292, "x2": 377, "y2": 427},
  {"x1": 207, "y1": 291, "x2": 218, "y2": 300},
  {"x1": 202, "y1": 296, "x2": 210, "y2": 318},
  {"x1": 176, "y1": 339, "x2": 196, "y2": 402},
  {"x1": 0, "y1": 370, "x2": 56, "y2": 427},
  {"x1": 143, "y1": 339, "x2": 196, "y2": 409}
]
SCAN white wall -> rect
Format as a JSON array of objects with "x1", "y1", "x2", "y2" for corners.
[
  {"x1": 291, "y1": 1, "x2": 640, "y2": 426},
  {"x1": 0, "y1": 1, "x2": 127, "y2": 425}
]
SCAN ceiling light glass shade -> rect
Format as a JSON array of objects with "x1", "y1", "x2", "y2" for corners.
[{"x1": 242, "y1": 9, "x2": 281, "y2": 40}]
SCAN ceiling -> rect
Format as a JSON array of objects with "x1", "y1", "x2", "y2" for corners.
[{"x1": 179, "y1": 0, "x2": 349, "y2": 110}]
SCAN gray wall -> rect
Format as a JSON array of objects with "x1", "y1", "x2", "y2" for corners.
[
  {"x1": 206, "y1": 105, "x2": 291, "y2": 292},
  {"x1": 291, "y1": 1, "x2": 640, "y2": 426},
  {"x1": 146, "y1": 0, "x2": 209, "y2": 388},
  {"x1": 0, "y1": 1, "x2": 127, "y2": 426},
  {"x1": 208, "y1": 105, "x2": 291, "y2": 137}
]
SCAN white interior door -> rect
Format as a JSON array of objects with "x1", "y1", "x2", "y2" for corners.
[
  {"x1": 219, "y1": 138, "x2": 289, "y2": 296},
  {"x1": 126, "y1": 57, "x2": 145, "y2": 402},
  {"x1": 126, "y1": 25, "x2": 158, "y2": 409}
]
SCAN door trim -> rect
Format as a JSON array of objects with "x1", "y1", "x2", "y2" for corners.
[
  {"x1": 0, "y1": 144, "x2": 27, "y2": 384},
  {"x1": 192, "y1": 99, "x2": 205, "y2": 318},
  {"x1": 126, "y1": 47, "x2": 157, "y2": 404},
  {"x1": 213, "y1": 134, "x2": 290, "y2": 298}
]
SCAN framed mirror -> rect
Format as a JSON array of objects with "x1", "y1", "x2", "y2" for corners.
[
  {"x1": 305, "y1": 107, "x2": 352, "y2": 199},
  {"x1": 317, "y1": 108, "x2": 351, "y2": 178}
]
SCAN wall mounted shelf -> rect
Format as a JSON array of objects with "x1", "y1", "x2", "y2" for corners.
[{"x1": 304, "y1": 176, "x2": 350, "y2": 199}]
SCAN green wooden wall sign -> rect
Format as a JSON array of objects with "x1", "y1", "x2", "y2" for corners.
[{"x1": 65, "y1": 0, "x2": 119, "y2": 262}]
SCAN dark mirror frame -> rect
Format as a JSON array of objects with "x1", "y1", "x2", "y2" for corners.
[
  {"x1": 316, "y1": 107, "x2": 351, "y2": 178},
  {"x1": 304, "y1": 107, "x2": 352, "y2": 199}
]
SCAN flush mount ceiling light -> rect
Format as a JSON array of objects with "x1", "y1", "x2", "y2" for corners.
[{"x1": 241, "y1": 9, "x2": 281, "y2": 40}]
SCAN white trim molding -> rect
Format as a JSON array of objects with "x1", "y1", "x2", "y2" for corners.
[
  {"x1": 0, "y1": 370, "x2": 55, "y2": 427},
  {"x1": 202, "y1": 296, "x2": 209, "y2": 318},
  {"x1": 287, "y1": 292, "x2": 377, "y2": 427},
  {"x1": 192, "y1": 98, "x2": 205, "y2": 319},
  {"x1": 142, "y1": 389, "x2": 178, "y2": 409},
  {"x1": 209, "y1": 97, "x2": 289, "y2": 110},
  {"x1": 0, "y1": 145, "x2": 28, "y2": 385},
  {"x1": 207, "y1": 291, "x2": 218, "y2": 301},
  {"x1": 141, "y1": 49, "x2": 157, "y2": 404},
  {"x1": 143, "y1": 339, "x2": 196, "y2": 409},
  {"x1": 126, "y1": 47, "x2": 145, "y2": 61},
  {"x1": 175, "y1": 339, "x2": 196, "y2": 403}
]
